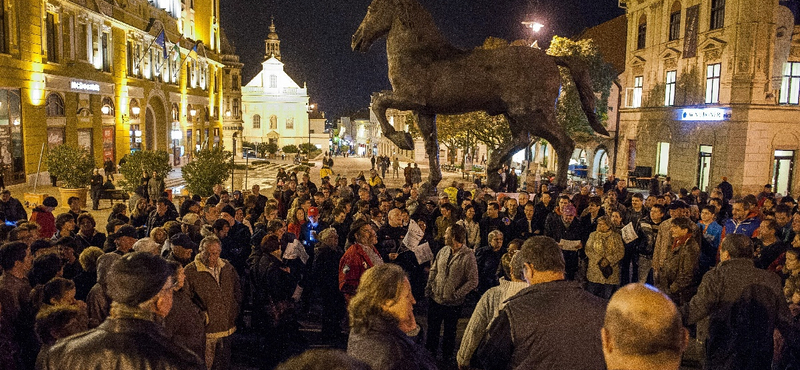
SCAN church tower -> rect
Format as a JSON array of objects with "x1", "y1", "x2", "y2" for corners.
[{"x1": 265, "y1": 17, "x2": 281, "y2": 61}]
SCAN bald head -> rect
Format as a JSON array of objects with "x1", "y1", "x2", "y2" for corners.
[{"x1": 602, "y1": 284, "x2": 687, "y2": 367}]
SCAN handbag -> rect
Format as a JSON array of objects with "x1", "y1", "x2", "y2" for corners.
[{"x1": 598, "y1": 258, "x2": 613, "y2": 279}]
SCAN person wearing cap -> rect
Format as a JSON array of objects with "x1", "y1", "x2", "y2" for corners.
[
  {"x1": 40, "y1": 252, "x2": 205, "y2": 369},
  {"x1": 300, "y1": 206, "x2": 327, "y2": 253},
  {"x1": 180, "y1": 212, "x2": 204, "y2": 245},
  {"x1": 111, "y1": 225, "x2": 139, "y2": 255},
  {"x1": 185, "y1": 235, "x2": 241, "y2": 370},
  {"x1": 30, "y1": 196, "x2": 58, "y2": 239},
  {"x1": 166, "y1": 233, "x2": 197, "y2": 267}
]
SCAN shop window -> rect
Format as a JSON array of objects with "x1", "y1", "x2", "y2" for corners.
[
  {"x1": 780, "y1": 62, "x2": 800, "y2": 105},
  {"x1": 45, "y1": 13, "x2": 58, "y2": 63},
  {"x1": 637, "y1": 14, "x2": 647, "y2": 50},
  {"x1": 656, "y1": 142, "x2": 670, "y2": 176},
  {"x1": 697, "y1": 145, "x2": 712, "y2": 191},
  {"x1": 45, "y1": 93, "x2": 65, "y2": 117},
  {"x1": 710, "y1": 0, "x2": 725, "y2": 30},
  {"x1": 253, "y1": 114, "x2": 261, "y2": 129},
  {"x1": 101, "y1": 97, "x2": 114, "y2": 116},
  {"x1": 705, "y1": 63, "x2": 721, "y2": 104},
  {"x1": 665, "y1": 70, "x2": 676, "y2": 106},
  {"x1": 668, "y1": 2, "x2": 681, "y2": 41},
  {"x1": 0, "y1": 89, "x2": 26, "y2": 185},
  {"x1": 774, "y1": 150, "x2": 795, "y2": 195},
  {"x1": 0, "y1": 0, "x2": 7, "y2": 54}
]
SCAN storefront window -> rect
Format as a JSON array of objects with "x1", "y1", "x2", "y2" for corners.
[
  {"x1": 656, "y1": 142, "x2": 670, "y2": 176},
  {"x1": 0, "y1": 89, "x2": 25, "y2": 185}
]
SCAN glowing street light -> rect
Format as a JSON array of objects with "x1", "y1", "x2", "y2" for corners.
[{"x1": 522, "y1": 20, "x2": 545, "y2": 48}]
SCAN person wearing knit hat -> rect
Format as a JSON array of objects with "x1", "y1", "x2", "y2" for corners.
[
  {"x1": 39, "y1": 252, "x2": 204, "y2": 369},
  {"x1": 31, "y1": 196, "x2": 59, "y2": 239}
]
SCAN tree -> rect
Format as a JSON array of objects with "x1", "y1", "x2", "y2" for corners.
[
  {"x1": 118, "y1": 150, "x2": 172, "y2": 193},
  {"x1": 182, "y1": 147, "x2": 233, "y2": 197},
  {"x1": 264, "y1": 142, "x2": 279, "y2": 156},
  {"x1": 45, "y1": 145, "x2": 95, "y2": 188},
  {"x1": 299, "y1": 143, "x2": 317, "y2": 155},
  {"x1": 546, "y1": 36, "x2": 616, "y2": 143},
  {"x1": 282, "y1": 145, "x2": 299, "y2": 154}
]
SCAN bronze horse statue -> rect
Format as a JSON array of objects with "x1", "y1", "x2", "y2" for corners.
[{"x1": 353, "y1": 0, "x2": 608, "y2": 192}]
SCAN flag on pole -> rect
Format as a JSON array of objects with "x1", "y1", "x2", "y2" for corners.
[
  {"x1": 154, "y1": 30, "x2": 168, "y2": 59},
  {"x1": 186, "y1": 43, "x2": 198, "y2": 61}
]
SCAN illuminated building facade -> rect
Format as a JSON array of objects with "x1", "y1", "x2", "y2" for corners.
[
  {"x1": 618, "y1": 0, "x2": 800, "y2": 196},
  {"x1": 0, "y1": 0, "x2": 229, "y2": 184}
]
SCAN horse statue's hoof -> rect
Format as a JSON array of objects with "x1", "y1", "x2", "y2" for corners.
[{"x1": 387, "y1": 131, "x2": 414, "y2": 150}]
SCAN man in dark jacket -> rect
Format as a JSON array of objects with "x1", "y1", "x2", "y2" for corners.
[
  {"x1": 0, "y1": 190, "x2": 27, "y2": 223},
  {"x1": 312, "y1": 228, "x2": 346, "y2": 342},
  {"x1": 683, "y1": 234, "x2": 790, "y2": 370},
  {"x1": 473, "y1": 236, "x2": 606, "y2": 370},
  {"x1": 145, "y1": 198, "x2": 176, "y2": 236},
  {"x1": 38, "y1": 252, "x2": 204, "y2": 369}
]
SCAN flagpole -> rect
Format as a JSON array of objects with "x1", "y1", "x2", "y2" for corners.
[{"x1": 134, "y1": 25, "x2": 164, "y2": 71}]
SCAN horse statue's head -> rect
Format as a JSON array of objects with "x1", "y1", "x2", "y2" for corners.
[{"x1": 352, "y1": 0, "x2": 397, "y2": 52}]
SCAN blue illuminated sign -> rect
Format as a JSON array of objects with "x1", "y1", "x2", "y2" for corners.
[{"x1": 679, "y1": 108, "x2": 731, "y2": 121}]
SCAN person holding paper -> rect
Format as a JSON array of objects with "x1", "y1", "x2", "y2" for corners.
[
  {"x1": 544, "y1": 204, "x2": 585, "y2": 281},
  {"x1": 585, "y1": 216, "x2": 624, "y2": 299}
]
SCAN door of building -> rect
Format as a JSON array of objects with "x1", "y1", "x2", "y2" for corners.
[
  {"x1": 697, "y1": 145, "x2": 713, "y2": 192},
  {"x1": 773, "y1": 150, "x2": 795, "y2": 195}
]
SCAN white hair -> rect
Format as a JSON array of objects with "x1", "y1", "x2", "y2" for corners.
[{"x1": 132, "y1": 237, "x2": 161, "y2": 256}]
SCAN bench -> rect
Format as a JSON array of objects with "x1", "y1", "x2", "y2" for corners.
[{"x1": 97, "y1": 189, "x2": 129, "y2": 204}]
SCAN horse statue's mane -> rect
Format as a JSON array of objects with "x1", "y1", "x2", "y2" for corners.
[{"x1": 390, "y1": 0, "x2": 464, "y2": 57}]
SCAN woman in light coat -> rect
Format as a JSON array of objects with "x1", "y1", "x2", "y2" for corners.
[{"x1": 585, "y1": 215, "x2": 624, "y2": 299}]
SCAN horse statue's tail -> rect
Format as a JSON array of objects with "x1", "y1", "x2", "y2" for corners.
[{"x1": 553, "y1": 56, "x2": 609, "y2": 136}]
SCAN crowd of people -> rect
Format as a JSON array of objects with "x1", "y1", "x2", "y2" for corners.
[{"x1": 1, "y1": 161, "x2": 800, "y2": 370}]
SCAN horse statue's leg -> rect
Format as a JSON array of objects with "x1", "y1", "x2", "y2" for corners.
[
  {"x1": 372, "y1": 91, "x2": 415, "y2": 150},
  {"x1": 535, "y1": 110, "x2": 576, "y2": 189},
  {"x1": 414, "y1": 112, "x2": 442, "y2": 196}
]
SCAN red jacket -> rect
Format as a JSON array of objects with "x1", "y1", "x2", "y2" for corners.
[
  {"x1": 339, "y1": 242, "x2": 381, "y2": 301},
  {"x1": 31, "y1": 206, "x2": 56, "y2": 239}
]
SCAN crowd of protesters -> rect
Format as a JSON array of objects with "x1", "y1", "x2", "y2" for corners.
[{"x1": 2, "y1": 160, "x2": 800, "y2": 370}]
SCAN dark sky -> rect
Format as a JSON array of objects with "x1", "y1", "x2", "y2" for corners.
[{"x1": 220, "y1": 0, "x2": 625, "y2": 119}]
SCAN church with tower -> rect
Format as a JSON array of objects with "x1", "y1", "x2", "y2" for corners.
[{"x1": 240, "y1": 19, "x2": 327, "y2": 151}]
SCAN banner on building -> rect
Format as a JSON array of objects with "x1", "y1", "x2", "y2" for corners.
[{"x1": 684, "y1": 5, "x2": 700, "y2": 58}]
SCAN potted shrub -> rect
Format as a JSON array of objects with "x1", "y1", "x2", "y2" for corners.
[
  {"x1": 45, "y1": 145, "x2": 95, "y2": 207},
  {"x1": 183, "y1": 147, "x2": 233, "y2": 197},
  {"x1": 117, "y1": 150, "x2": 172, "y2": 194}
]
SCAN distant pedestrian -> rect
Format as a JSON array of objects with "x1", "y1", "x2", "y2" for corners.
[{"x1": 392, "y1": 157, "x2": 400, "y2": 178}]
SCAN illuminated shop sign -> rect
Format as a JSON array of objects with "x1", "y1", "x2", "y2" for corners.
[
  {"x1": 70, "y1": 80, "x2": 101, "y2": 92},
  {"x1": 678, "y1": 108, "x2": 731, "y2": 121}
]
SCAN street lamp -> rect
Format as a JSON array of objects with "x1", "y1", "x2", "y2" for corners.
[{"x1": 522, "y1": 20, "x2": 545, "y2": 48}]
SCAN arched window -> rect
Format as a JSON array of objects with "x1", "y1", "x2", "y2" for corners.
[
  {"x1": 668, "y1": 2, "x2": 681, "y2": 41},
  {"x1": 253, "y1": 114, "x2": 261, "y2": 129},
  {"x1": 187, "y1": 104, "x2": 195, "y2": 120},
  {"x1": 637, "y1": 14, "x2": 647, "y2": 50},
  {"x1": 130, "y1": 99, "x2": 141, "y2": 118},
  {"x1": 45, "y1": 93, "x2": 65, "y2": 117},
  {"x1": 101, "y1": 97, "x2": 114, "y2": 116}
]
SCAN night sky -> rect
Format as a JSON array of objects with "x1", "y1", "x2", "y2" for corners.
[{"x1": 220, "y1": 0, "x2": 625, "y2": 119}]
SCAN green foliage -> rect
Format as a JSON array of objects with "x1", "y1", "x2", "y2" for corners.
[
  {"x1": 298, "y1": 143, "x2": 317, "y2": 154},
  {"x1": 282, "y1": 145, "x2": 299, "y2": 154},
  {"x1": 45, "y1": 145, "x2": 95, "y2": 188},
  {"x1": 182, "y1": 147, "x2": 233, "y2": 197},
  {"x1": 546, "y1": 36, "x2": 616, "y2": 143},
  {"x1": 118, "y1": 150, "x2": 172, "y2": 192},
  {"x1": 263, "y1": 142, "x2": 279, "y2": 156}
]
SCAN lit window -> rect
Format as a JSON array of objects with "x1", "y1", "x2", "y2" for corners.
[
  {"x1": 656, "y1": 142, "x2": 670, "y2": 176},
  {"x1": 710, "y1": 0, "x2": 725, "y2": 30},
  {"x1": 633, "y1": 76, "x2": 643, "y2": 108},
  {"x1": 665, "y1": 70, "x2": 677, "y2": 106},
  {"x1": 705, "y1": 63, "x2": 721, "y2": 104},
  {"x1": 780, "y1": 62, "x2": 800, "y2": 105}
]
